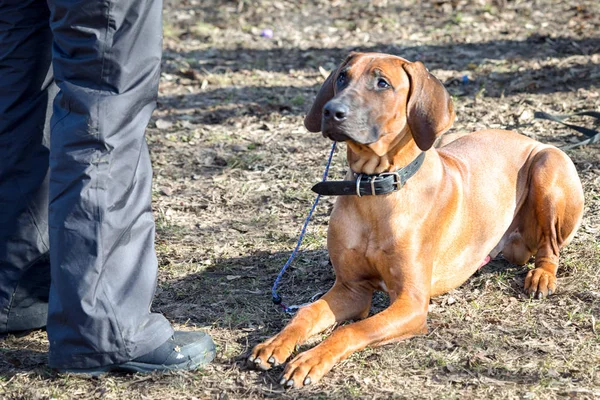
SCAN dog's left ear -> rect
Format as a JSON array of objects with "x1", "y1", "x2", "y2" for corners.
[
  {"x1": 304, "y1": 70, "x2": 336, "y2": 132},
  {"x1": 402, "y1": 61, "x2": 455, "y2": 151},
  {"x1": 304, "y1": 52, "x2": 362, "y2": 133}
]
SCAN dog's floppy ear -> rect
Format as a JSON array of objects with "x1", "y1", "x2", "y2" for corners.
[
  {"x1": 304, "y1": 70, "x2": 336, "y2": 132},
  {"x1": 402, "y1": 61, "x2": 455, "y2": 151}
]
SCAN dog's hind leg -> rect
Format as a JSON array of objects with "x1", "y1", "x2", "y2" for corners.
[
  {"x1": 519, "y1": 148, "x2": 584, "y2": 299},
  {"x1": 501, "y1": 229, "x2": 534, "y2": 266},
  {"x1": 248, "y1": 281, "x2": 373, "y2": 371}
]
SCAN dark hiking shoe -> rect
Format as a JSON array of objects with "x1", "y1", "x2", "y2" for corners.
[{"x1": 60, "y1": 331, "x2": 216, "y2": 376}]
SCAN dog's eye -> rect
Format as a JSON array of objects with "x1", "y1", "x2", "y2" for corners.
[
  {"x1": 337, "y1": 72, "x2": 347, "y2": 86},
  {"x1": 377, "y1": 78, "x2": 390, "y2": 89}
]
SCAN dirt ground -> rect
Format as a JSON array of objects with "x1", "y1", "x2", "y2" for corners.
[{"x1": 2, "y1": 0, "x2": 600, "y2": 399}]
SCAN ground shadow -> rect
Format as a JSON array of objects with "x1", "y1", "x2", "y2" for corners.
[
  {"x1": 169, "y1": 36, "x2": 600, "y2": 75},
  {"x1": 153, "y1": 249, "x2": 333, "y2": 334},
  {"x1": 0, "y1": 336, "x2": 51, "y2": 379},
  {"x1": 157, "y1": 35, "x2": 600, "y2": 127}
]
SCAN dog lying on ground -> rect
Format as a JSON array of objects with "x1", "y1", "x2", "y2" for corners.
[{"x1": 248, "y1": 52, "x2": 584, "y2": 388}]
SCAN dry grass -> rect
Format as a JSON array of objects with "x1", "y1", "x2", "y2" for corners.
[{"x1": 2, "y1": 0, "x2": 600, "y2": 399}]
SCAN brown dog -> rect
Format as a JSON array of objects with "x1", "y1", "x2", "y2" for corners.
[{"x1": 248, "y1": 52, "x2": 584, "y2": 388}]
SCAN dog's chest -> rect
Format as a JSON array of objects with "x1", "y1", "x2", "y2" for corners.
[{"x1": 330, "y1": 195, "x2": 420, "y2": 258}]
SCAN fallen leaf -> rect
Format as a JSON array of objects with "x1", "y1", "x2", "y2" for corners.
[
  {"x1": 318, "y1": 66, "x2": 330, "y2": 79},
  {"x1": 156, "y1": 119, "x2": 173, "y2": 130}
]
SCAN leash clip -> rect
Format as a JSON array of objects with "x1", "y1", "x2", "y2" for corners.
[
  {"x1": 282, "y1": 292, "x2": 325, "y2": 315},
  {"x1": 284, "y1": 305, "x2": 302, "y2": 315}
]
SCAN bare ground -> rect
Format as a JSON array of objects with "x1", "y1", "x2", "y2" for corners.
[{"x1": 2, "y1": 0, "x2": 600, "y2": 399}]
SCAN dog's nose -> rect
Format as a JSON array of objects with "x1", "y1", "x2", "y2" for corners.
[{"x1": 323, "y1": 101, "x2": 349, "y2": 123}]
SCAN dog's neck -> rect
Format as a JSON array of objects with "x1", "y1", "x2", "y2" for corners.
[{"x1": 346, "y1": 137, "x2": 424, "y2": 175}]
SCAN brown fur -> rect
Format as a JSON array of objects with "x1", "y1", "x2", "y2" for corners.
[{"x1": 248, "y1": 53, "x2": 585, "y2": 388}]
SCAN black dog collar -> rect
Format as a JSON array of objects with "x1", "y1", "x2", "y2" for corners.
[{"x1": 312, "y1": 152, "x2": 426, "y2": 196}]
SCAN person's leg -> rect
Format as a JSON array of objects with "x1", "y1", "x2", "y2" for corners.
[
  {"x1": 0, "y1": 0, "x2": 55, "y2": 335},
  {"x1": 46, "y1": 0, "x2": 176, "y2": 369}
]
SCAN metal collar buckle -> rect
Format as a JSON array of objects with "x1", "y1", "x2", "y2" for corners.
[
  {"x1": 356, "y1": 174, "x2": 363, "y2": 197},
  {"x1": 355, "y1": 174, "x2": 380, "y2": 197},
  {"x1": 355, "y1": 172, "x2": 403, "y2": 197},
  {"x1": 379, "y1": 171, "x2": 403, "y2": 190}
]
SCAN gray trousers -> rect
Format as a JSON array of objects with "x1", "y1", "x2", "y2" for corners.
[{"x1": 0, "y1": 0, "x2": 173, "y2": 369}]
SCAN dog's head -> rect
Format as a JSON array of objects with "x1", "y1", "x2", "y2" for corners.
[{"x1": 304, "y1": 52, "x2": 455, "y2": 157}]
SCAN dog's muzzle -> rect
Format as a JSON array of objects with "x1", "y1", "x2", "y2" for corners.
[{"x1": 321, "y1": 100, "x2": 352, "y2": 141}]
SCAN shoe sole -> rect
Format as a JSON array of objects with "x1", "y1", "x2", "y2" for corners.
[
  {"x1": 61, "y1": 348, "x2": 216, "y2": 377},
  {"x1": 0, "y1": 328, "x2": 45, "y2": 340}
]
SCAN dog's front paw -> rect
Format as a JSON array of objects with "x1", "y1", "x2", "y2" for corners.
[
  {"x1": 524, "y1": 268, "x2": 557, "y2": 299},
  {"x1": 248, "y1": 335, "x2": 296, "y2": 371},
  {"x1": 279, "y1": 347, "x2": 335, "y2": 389}
]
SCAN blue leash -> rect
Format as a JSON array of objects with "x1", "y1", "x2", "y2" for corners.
[{"x1": 271, "y1": 142, "x2": 337, "y2": 314}]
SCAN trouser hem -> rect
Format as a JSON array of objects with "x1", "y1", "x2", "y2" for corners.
[
  {"x1": 3, "y1": 311, "x2": 48, "y2": 333},
  {"x1": 49, "y1": 323, "x2": 173, "y2": 369}
]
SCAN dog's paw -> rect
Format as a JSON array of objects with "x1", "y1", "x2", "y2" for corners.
[
  {"x1": 248, "y1": 336, "x2": 295, "y2": 371},
  {"x1": 524, "y1": 268, "x2": 557, "y2": 299},
  {"x1": 279, "y1": 347, "x2": 335, "y2": 389}
]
